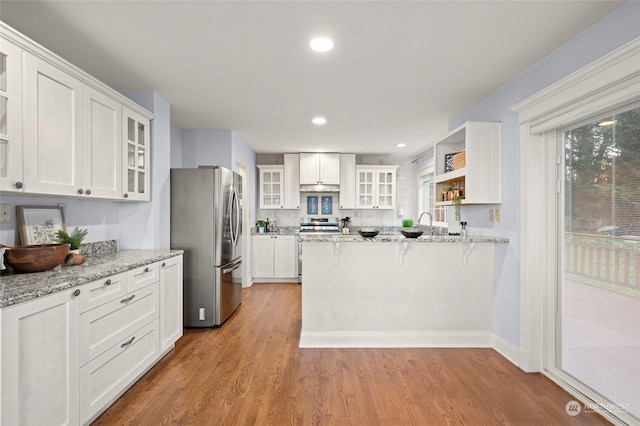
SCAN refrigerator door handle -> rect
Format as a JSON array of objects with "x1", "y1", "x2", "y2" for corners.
[
  {"x1": 222, "y1": 259, "x2": 242, "y2": 275},
  {"x1": 233, "y1": 187, "x2": 241, "y2": 246}
]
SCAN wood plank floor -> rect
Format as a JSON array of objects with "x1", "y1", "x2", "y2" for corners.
[{"x1": 94, "y1": 283, "x2": 610, "y2": 425}]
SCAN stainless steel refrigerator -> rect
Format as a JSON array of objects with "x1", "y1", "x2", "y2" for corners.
[{"x1": 170, "y1": 166, "x2": 242, "y2": 327}]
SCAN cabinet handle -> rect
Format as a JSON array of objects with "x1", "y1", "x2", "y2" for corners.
[
  {"x1": 123, "y1": 193, "x2": 129, "y2": 199},
  {"x1": 120, "y1": 294, "x2": 136, "y2": 304},
  {"x1": 162, "y1": 262, "x2": 166, "y2": 267},
  {"x1": 85, "y1": 189, "x2": 92, "y2": 195},
  {"x1": 120, "y1": 336, "x2": 136, "y2": 348},
  {"x1": 15, "y1": 181, "x2": 23, "y2": 189},
  {"x1": 72, "y1": 289, "x2": 81, "y2": 297},
  {"x1": 78, "y1": 188, "x2": 84, "y2": 194},
  {"x1": 105, "y1": 279, "x2": 112, "y2": 286},
  {"x1": 144, "y1": 267, "x2": 150, "y2": 273}
]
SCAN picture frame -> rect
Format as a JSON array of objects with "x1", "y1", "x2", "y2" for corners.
[
  {"x1": 321, "y1": 196, "x2": 333, "y2": 215},
  {"x1": 16, "y1": 206, "x2": 67, "y2": 245},
  {"x1": 306, "y1": 196, "x2": 318, "y2": 215}
]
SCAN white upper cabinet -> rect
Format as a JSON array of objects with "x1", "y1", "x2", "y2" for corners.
[
  {"x1": 339, "y1": 153, "x2": 356, "y2": 209},
  {"x1": 355, "y1": 166, "x2": 397, "y2": 209},
  {"x1": 23, "y1": 52, "x2": 84, "y2": 197},
  {"x1": 122, "y1": 107, "x2": 150, "y2": 201},
  {"x1": 0, "y1": 22, "x2": 153, "y2": 201},
  {"x1": 283, "y1": 153, "x2": 300, "y2": 209},
  {"x1": 299, "y1": 153, "x2": 340, "y2": 185},
  {"x1": 258, "y1": 165, "x2": 284, "y2": 209},
  {"x1": 0, "y1": 37, "x2": 23, "y2": 193},
  {"x1": 83, "y1": 87, "x2": 122, "y2": 199},
  {"x1": 434, "y1": 121, "x2": 501, "y2": 205}
]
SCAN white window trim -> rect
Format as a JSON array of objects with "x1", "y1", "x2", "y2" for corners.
[{"x1": 512, "y1": 37, "x2": 640, "y2": 425}]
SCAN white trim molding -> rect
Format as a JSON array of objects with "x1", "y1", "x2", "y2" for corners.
[
  {"x1": 512, "y1": 32, "x2": 640, "y2": 390},
  {"x1": 299, "y1": 331, "x2": 494, "y2": 349}
]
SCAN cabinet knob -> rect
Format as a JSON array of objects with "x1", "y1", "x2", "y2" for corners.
[
  {"x1": 78, "y1": 188, "x2": 84, "y2": 194},
  {"x1": 85, "y1": 189, "x2": 92, "y2": 195},
  {"x1": 15, "y1": 181, "x2": 23, "y2": 189},
  {"x1": 72, "y1": 289, "x2": 81, "y2": 297},
  {"x1": 162, "y1": 262, "x2": 166, "y2": 267},
  {"x1": 105, "y1": 279, "x2": 112, "y2": 286},
  {"x1": 144, "y1": 267, "x2": 150, "y2": 273},
  {"x1": 123, "y1": 193, "x2": 129, "y2": 199}
]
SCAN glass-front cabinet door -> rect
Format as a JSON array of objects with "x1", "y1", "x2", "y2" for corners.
[
  {"x1": 122, "y1": 107, "x2": 150, "y2": 201},
  {"x1": 376, "y1": 168, "x2": 396, "y2": 209},
  {"x1": 258, "y1": 166, "x2": 284, "y2": 209},
  {"x1": 0, "y1": 37, "x2": 23, "y2": 192},
  {"x1": 355, "y1": 168, "x2": 375, "y2": 208}
]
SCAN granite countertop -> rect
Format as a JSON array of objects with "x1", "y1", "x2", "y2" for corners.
[
  {"x1": 298, "y1": 233, "x2": 509, "y2": 244},
  {"x1": 251, "y1": 227, "x2": 299, "y2": 236},
  {"x1": 0, "y1": 249, "x2": 183, "y2": 308}
]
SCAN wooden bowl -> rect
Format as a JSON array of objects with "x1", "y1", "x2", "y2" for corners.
[{"x1": 5, "y1": 243, "x2": 70, "y2": 273}]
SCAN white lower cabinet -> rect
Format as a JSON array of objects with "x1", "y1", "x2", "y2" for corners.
[
  {"x1": 160, "y1": 256, "x2": 183, "y2": 353},
  {"x1": 252, "y1": 235, "x2": 298, "y2": 280},
  {"x1": 0, "y1": 287, "x2": 81, "y2": 426},
  {"x1": 0, "y1": 255, "x2": 183, "y2": 426}
]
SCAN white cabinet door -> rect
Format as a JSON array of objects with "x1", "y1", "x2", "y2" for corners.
[
  {"x1": 23, "y1": 52, "x2": 83, "y2": 196},
  {"x1": 299, "y1": 153, "x2": 320, "y2": 184},
  {"x1": 376, "y1": 168, "x2": 396, "y2": 209},
  {"x1": 258, "y1": 166, "x2": 284, "y2": 209},
  {"x1": 355, "y1": 168, "x2": 376, "y2": 208},
  {"x1": 283, "y1": 153, "x2": 300, "y2": 209},
  {"x1": 252, "y1": 235, "x2": 275, "y2": 278},
  {"x1": 160, "y1": 256, "x2": 183, "y2": 353},
  {"x1": 0, "y1": 287, "x2": 80, "y2": 426},
  {"x1": 122, "y1": 106, "x2": 150, "y2": 201},
  {"x1": 319, "y1": 153, "x2": 340, "y2": 185},
  {"x1": 0, "y1": 37, "x2": 23, "y2": 193},
  {"x1": 339, "y1": 153, "x2": 356, "y2": 209},
  {"x1": 300, "y1": 153, "x2": 340, "y2": 185},
  {"x1": 273, "y1": 235, "x2": 297, "y2": 278},
  {"x1": 83, "y1": 87, "x2": 122, "y2": 199}
]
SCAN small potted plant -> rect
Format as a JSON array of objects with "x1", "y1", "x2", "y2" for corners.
[
  {"x1": 402, "y1": 219, "x2": 413, "y2": 228},
  {"x1": 56, "y1": 227, "x2": 88, "y2": 254},
  {"x1": 256, "y1": 220, "x2": 266, "y2": 233}
]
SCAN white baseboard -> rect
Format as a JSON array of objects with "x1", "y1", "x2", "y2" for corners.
[
  {"x1": 299, "y1": 331, "x2": 526, "y2": 370},
  {"x1": 491, "y1": 333, "x2": 525, "y2": 368},
  {"x1": 299, "y1": 331, "x2": 494, "y2": 348}
]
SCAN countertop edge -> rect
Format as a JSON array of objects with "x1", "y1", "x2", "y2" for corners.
[{"x1": 0, "y1": 250, "x2": 184, "y2": 308}]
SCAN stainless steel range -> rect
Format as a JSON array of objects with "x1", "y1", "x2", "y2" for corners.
[{"x1": 298, "y1": 217, "x2": 341, "y2": 282}]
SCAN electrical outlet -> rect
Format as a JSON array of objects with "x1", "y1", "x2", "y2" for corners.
[
  {"x1": 489, "y1": 209, "x2": 494, "y2": 222},
  {"x1": 0, "y1": 204, "x2": 10, "y2": 223},
  {"x1": 495, "y1": 208, "x2": 502, "y2": 222}
]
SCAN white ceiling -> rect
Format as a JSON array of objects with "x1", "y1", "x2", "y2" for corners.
[{"x1": 0, "y1": 1, "x2": 623, "y2": 155}]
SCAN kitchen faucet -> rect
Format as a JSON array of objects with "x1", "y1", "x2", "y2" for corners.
[{"x1": 417, "y1": 211, "x2": 433, "y2": 234}]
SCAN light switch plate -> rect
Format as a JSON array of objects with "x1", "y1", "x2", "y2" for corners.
[
  {"x1": 0, "y1": 204, "x2": 10, "y2": 223},
  {"x1": 495, "y1": 208, "x2": 502, "y2": 222}
]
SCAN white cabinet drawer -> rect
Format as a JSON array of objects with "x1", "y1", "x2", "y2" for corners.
[
  {"x1": 128, "y1": 263, "x2": 159, "y2": 292},
  {"x1": 79, "y1": 272, "x2": 128, "y2": 313},
  {"x1": 79, "y1": 320, "x2": 159, "y2": 425},
  {"x1": 80, "y1": 283, "x2": 158, "y2": 365}
]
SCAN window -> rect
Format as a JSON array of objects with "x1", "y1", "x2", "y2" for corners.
[{"x1": 416, "y1": 160, "x2": 446, "y2": 225}]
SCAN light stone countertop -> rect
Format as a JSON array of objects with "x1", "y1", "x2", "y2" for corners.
[
  {"x1": 0, "y1": 249, "x2": 183, "y2": 308},
  {"x1": 298, "y1": 233, "x2": 509, "y2": 243}
]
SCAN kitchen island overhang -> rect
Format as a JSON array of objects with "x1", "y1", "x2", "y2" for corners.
[{"x1": 299, "y1": 234, "x2": 508, "y2": 348}]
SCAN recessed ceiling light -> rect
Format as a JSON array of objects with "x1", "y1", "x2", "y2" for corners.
[
  {"x1": 396, "y1": 143, "x2": 406, "y2": 148},
  {"x1": 310, "y1": 37, "x2": 333, "y2": 52},
  {"x1": 312, "y1": 116, "x2": 327, "y2": 125},
  {"x1": 598, "y1": 120, "x2": 617, "y2": 127}
]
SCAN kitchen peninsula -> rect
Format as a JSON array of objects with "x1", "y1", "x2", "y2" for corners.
[{"x1": 299, "y1": 233, "x2": 508, "y2": 348}]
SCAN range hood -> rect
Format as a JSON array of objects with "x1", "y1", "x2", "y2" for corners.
[{"x1": 299, "y1": 184, "x2": 340, "y2": 193}]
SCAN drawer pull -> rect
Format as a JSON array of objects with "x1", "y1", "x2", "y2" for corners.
[
  {"x1": 144, "y1": 267, "x2": 150, "y2": 273},
  {"x1": 120, "y1": 336, "x2": 136, "y2": 348},
  {"x1": 120, "y1": 294, "x2": 136, "y2": 304},
  {"x1": 73, "y1": 289, "x2": 81, "y2": 297},
  {"x1": 105, "y1": 279, "x2": 112, "y2": 286},
  {"x1": 162, "y1": 262, "x2": 166, "y2": 267}
]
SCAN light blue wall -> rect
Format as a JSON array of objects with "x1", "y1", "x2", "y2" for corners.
[
  {"x1": 231, "y1": 131, "x2": 258, "y2": 232},
  {"x1": 449, "y1": 1, "x2": 640, "y2": 346},
  {"x1": 170, "y1": 123, "x2": 183, "y2": 169},
  {"x1": 181, "y1": 129, "x2": 233, "y2": 169}
]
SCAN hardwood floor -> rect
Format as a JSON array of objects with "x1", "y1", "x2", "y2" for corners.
[{"x1": 94, "y1": 283, "x2": 610, "y2": 425}]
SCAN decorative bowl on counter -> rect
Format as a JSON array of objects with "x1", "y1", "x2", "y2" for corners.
[
  {"x1": 401, "y1": 228, "x2": 424, "y2": 238},
  {"x1": 4, "y1": 243, "x2": 70, "y2": 273},
  {"x1": 358, "y1": 228, "x2": 379, "y2": 238}
]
